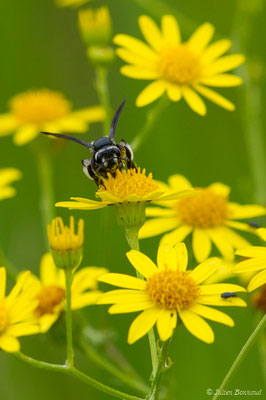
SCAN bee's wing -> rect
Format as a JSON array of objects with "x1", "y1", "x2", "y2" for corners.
[
  {"x1": 42, "y1": 132, "x2": 93, "y2": 149},
  {"x1": 109, "y1": 98, "x2": 126, "y2": 140}
]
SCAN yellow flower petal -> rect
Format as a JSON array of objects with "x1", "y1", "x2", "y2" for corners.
[
  {"x1": 161, "y1": 225, "x2": 192, "y2": 245},
  {"x1": 128, "y1": 307, "x2": 160, "y2": 344},
  {"x1": 139, "y1": 15, "x2": 164, "y2": 51},
  {"x1": 121, "y1": 65, "x2": 159, "y2": 80},
  {"x1": 6, "y1": 323, "x2": 39, "y2": 337},
  {"x1": 157, "y1": 309, "x2": 177, "y2": 341},
  {"x1": 0, "y1": 114, "x2": 18, "y2": 135},
  {"x1": 98, "y1": 273, "x2": 146, "y2": 290},
  {"x1": 228, "y1": 203, "x2": 266, "y2": 219},
  {"x1": 0, "y1": 335, "x2": 20, "y2": 352},
  {"x1": 208, "y1": 182, "x2": 230, "y2": 196},
  {"x1": 162, "y1": 15, "x2": 181, "y2": 44},
  {"x1": 194, "y1": 85, "x2": 235, "y2": 111},
  {"x1": 146, "y1": 207, "x2": 176, "y2": 217},
  {"x1": 200, "y1": 74, "x2": 243, "y2": 87},
  {"x1": 157, "y1": 242, "x2": 187, "y2": 271},
  {"x1": 0, "y1": 267, "x2": 6, "y2": 299},
  {"x1": 40, "y1": 253, "x2": 57, "y2": 286},
  {"x1": 190, "y1": 304, "x2": 234, "y2": 327},
  {"x1": 136, "y1": 80, "x2": 166, "y2": 107},
  {"x1": 204, "y1": 54, "x2": 245, "y2": 75},
  {"x1": 72, "y1": 105, "x2": 105, "y2": 122},
  {"x1": 39, "y1": 313, "x2": 59, "y2": 333},
  {"x1": 6, "y1": 271, "x2": 31, "y2": 307},
  {"x1": 175, "y1": 242, "x2": 188, "y2": 271},
  {"x1": 188, "y1": 23, "x2": 215, "y2": 54},
  {"x1": 166, "y1": 83, "x2": 182, "y2": 102},
  {"x1": 114, "y1": 34, "x2": 158, "y2": 61},
  {"x1": 139, "y1": 217, "x2": 178, "y2": 239},
  {"x1": 233, "y1": 257, "x2": 266, "y2": 273},
  {"x1": 56, "y1": 201, "x2": 106, "y2": 210},
  {"x1": 13, "y1": 125, "x2": 39, "y2": 146},
  {"x1": 179, "y1": 309, "x2": 214, "y2": 343},
  {"x1": 192, "y1": 229, "x2": 212, "y2": 262},
  {"x1": 116, "y1": 48, "x2": 155, "y2": 68},
  {"x1": 207, "y1": 228, "x2": 234, "y2": 261},
  {"x1": 0, "y1": 187, "x2": 16, "y2": 200},
  {"x1": 247, "y1": 270, "x2": 266, "y2": 292},
  {"x1": 190, "y1": 257, "x2": 220, "y2": 283},
  {"x1": 182, "y1": 87, "x2": 207, "y2": 116},
  {"x1": 109, "y1": 300, "x2": 154, "y2": 314},
  {"x1": 235, "y1": 247, "x2": 266, "y2": 258},
  {"x1": 258, "y1": 228, "x2": 266, "y2": 241},
  {"x1": 198, "y1": 295, "x2": 246, "y2": 307},
  {"x1": 127, "y1": 250, "x2": 158, "y2": 278},
  {"x1": 98, "y1": 290, "x2": 148, "y2": 304},
  {"x1": 222, "y1": 227, "x2": 250, "y2": 249},
  {"x1": 201, "y1": 39, "x2": 232, "y2": 64},
  {"x1": 0, "y1": 168, "x2": 22, "y2": 186},
  {"x1": 168, "y1": 174, "x2": 193, "y2": 191},
  {"x1": 72, "y1": 291, "x2": 102, "y2": 309},
  {"x1": 200, "y1": 283, "x2": 246, "y2": 295},
  {"x1": 56, "y1": 117, "x2": 87, "y2": 133}
]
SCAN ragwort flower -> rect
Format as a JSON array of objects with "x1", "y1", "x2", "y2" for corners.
[
  {"x1": 0, "y1": 168, "x2": 22, "y2": 200},
  {"x1": 139, "y1": 175, "x2": 265, "y2": 262},
  {"x1": 98, "y1": 243, "x2": 246, "y2": 344},
  {"x1": 114, "y1": 15, "x2": 245, "y2": 115},
  {"x1": 234, "y1": 228, "x2": 266, "y2": 292},
  {"x1": 28, "y1": 253, "x2": 107, "y2": 332},
  {"x1": 0, "y1": 89, "x2": 105, "y2": 145},
  {"x1": 0, "y1": 268, "x2": 39, "y2": 352}
]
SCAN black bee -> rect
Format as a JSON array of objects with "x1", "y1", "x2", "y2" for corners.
[
  {"x1": 42, "y1": 99, "x2": 136, "y2": 186},
  {"x1": 221, "y1": 292, "x2": 237, "y2": 299}
]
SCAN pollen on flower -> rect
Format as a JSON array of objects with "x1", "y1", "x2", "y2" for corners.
[
  {"x1": 146, "y1": 270, "x2": 200, "y2": 311},
  {"x1": 47, "y1": 216, "x2": 84, "y2": 252},
  {"x1": 97, "y1": 168, "x2": 159, "y2": 200},
  {"x1": 158, "y1": 44, "x2": 202, "y2": 85},
  {"x1": 177, "y1": 188, "x2": 229, "y2": 228},
  {"x1": 35, "y1": 286, "x2": 65, "y2": 316},
  {"x1": 9, "y1": 89, "x2": 71, "y2": 124},
  {"x1": 0, "y1": 300, "x2": 8, "y2": 333}
]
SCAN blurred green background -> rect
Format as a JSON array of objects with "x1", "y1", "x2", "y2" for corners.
[{"x1": 0, "y1": 0, "x2": 265, "y2": 399}]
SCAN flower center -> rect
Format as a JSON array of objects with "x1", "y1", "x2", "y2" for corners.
[
  {"x1": 157, "y1": 44, "x2": 201, "y2": 85},
  {"x1": 0, "y1": 300, "x2": 8, "y2": 333},
  {"x1": 146, "y1": 270, "x2": 199, "y2": 311},
  {"x1": 177, "y1": 188, "x2": 229, "y2": 228},
  {"x1": 97, "y1": 168, "x2": 159, "y2": 200},
  {"x1": 9, "y1": 89, "x2": 71, "y2": 124},
  {"x1": 35, "y1": 285, "x2": 65, "y2": 316}
]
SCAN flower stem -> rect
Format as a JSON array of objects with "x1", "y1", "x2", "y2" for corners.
[
  {"x1": 124, "y1": 227, "x2": 159, "y2": 381},
  {"x1": 95, "y1": 66, "x2": 111, "y2": 135},
  {"x1": 130, "y1": 96, "x2": 169, "y2": 152},
  {"x1": 15, "y1": 352, "x2": 143, "y2": 400},
  {"x1": 65, "y1": 268, "x2": 74, "y2": 367},
  {"x1": 79, "y1": 338, "x2": 149, "y2": 395},
  {"x1": 148, "y1": 340, "x2": 171, "y2": 400},
  {"x1": 212, "y1": 313, "x2": 266, "y2": 400}
]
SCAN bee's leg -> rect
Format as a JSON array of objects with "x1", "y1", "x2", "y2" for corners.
[{"x1": 119, "y1": 140, "x2": 137, "y2": 171}]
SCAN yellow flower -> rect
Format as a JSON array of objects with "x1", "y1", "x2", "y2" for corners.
[
  {"x1": 98, "y1": 243, "x2": 246, "y2": 344},
  {"x1": 0, "y1": 168, "x2": 22, "y2": 200},
  {"x1": 78, "y1": 7, "x2": 112, "y2": 46},
  {"x1": 234, "y1": 228, "x2": 266, "y2": 292},
  {"x1": 114, "y1": 15, "x2": 245, "y2": 115},
  {"x1": 28, "y1": 253, "x2": 108, "y2": 332},
  {"x1": 0, "y1": 89, "x2": 105, "y2": 146},
  {"x1": 56, "y1": 0, "x2": 90, "y2": 7},
  {"x1": 56, "y1": 168, "x2": 193, "y2": 210},
  {"x1": 139, "y1": 174, "x2": 265, "y2": 262},
  {"x1": 0, "y1": 267, "x2": 39, "y2": 352}
]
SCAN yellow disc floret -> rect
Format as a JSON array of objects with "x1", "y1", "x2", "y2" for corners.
[
  {"x1": 9, "y1": 89, "x2": 71, "y2": 124},
  {"x1": 47, "y1": 216, "x2": 84, "y2": 252},
  {"x1": 158, "y1": 44, "x2": 202, "y2": 85},
  {"x1": 97, "y1": 168, "x2": 159, "y2": 200},
  {"x1": 146, "y1": 270, "x2": 200, "y2": 311},
  {"x1": 0, "y1": 300, "x2": 8, "y2": 333},
  {"x1": 177, "y1": 188, "x2": 229, "y2": 228},
  {"x1": 35, "y1": 285, "x2": 65, "y2": 316}
]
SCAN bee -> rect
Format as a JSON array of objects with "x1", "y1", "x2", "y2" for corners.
[
  {"x1": 221, "y1": 292, "x2": 237, "y2": 299},
  {"x1": 42, "y1": 99, "x2": 136, "y2": 186}
]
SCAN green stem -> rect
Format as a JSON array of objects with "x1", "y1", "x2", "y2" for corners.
[
  {"x1": 65, "y1": 268, "x2": 74, "y2": 367},
  {"x1": 15, "y1": 352, "x2": 143, "y2": 400},
  {"x1": 148, "y1": 340, "x2": 170, "y2": 400},
  {"x1": 124, "y1": 227, "x2": 159, "y2": 380},
  {"x1": 95, "y1": 66, "x2": 111, "y2": 134},
  {"x1": 212, "y1": 313, "x2": 266, "y2": 400},
  {"x1": 79, "y1": 339, "x2": 149, "y2": 395},
  {"x1": 130, "y1": 96, "x2": 169, "y2": 152}
]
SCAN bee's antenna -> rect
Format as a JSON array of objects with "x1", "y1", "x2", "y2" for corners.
[
  {"x1": 42, "y1": 131, "x2": 93, "y2": 149},
  {"x1": 109, "y1": 98, "x2": 126, "y2": 140}
]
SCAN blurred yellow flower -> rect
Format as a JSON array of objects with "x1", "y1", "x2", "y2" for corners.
[
  {"x1": 0, "y1": 89, "x2": 105, "y2": 146},
  {"x1": 78, "y1": 7, "x2": 112, "y2": 46},
  {"x1": 139, "y1": 174, "x2": 265, "y2": 262},
  {"x1": 56, "y1": 0, "x2": 90, "y2": 7},
  {"x1": 234, "y1": 229, "x2": 266, "y2": 292},
  {"x1": 0, "y1": 268, "x2": 39, "y2": 352},
  {"x1": 0, "y1": 168, "x2": 22, "y2": 200},
  {"x1": 56, "y1": 168, "x2": 193, "y2": 211},
  {"x1": 98, "y1": 243, "x2": 246, "y2": 344},
  {"x1": 29, "y1": 253, "x2": 108, "y2": 332},
  {"x1": 114, "y1": 15, "x2": 245, "y2": 115}
]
